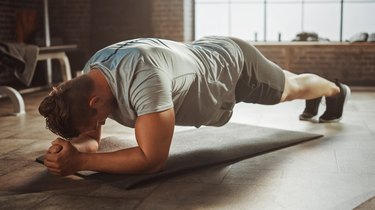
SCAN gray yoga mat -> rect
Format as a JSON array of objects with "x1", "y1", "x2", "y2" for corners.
[
  {"x1": 355, "y1": 196, "x2": 375, "y2": 210},
  {"x1": 36, "y1": 123, "x2": 322, "y2": 189}
]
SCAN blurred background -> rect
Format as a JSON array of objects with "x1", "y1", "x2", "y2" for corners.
[{"x1": 0, "y1": 0, "x2": 374, "y2": 91}]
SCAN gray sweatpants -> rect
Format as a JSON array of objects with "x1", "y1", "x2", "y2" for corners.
[{"x1": 230, "y1": 37, "x2": 286, "y2": 105}]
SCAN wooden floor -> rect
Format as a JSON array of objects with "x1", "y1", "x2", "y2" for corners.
[{"x1": 1, "y1": 88, "x2": 375, "y2": 209}]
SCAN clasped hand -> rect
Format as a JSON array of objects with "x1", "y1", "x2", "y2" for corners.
[{"x1": 44, "y1": 138, "x2": 82, "y2": 176}]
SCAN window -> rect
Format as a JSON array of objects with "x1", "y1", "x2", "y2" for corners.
[{"x1": 195, "y1": 0, "x2": 375, "y2": 42}]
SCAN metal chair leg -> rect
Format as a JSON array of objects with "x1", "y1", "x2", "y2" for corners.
[{"x1": 0, "y1": 86, "x2": 26, "y2": 116}]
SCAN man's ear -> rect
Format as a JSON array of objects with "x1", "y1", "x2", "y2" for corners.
[{"x1": 88, "y1": 96, "x2": 100, "y2": 108}]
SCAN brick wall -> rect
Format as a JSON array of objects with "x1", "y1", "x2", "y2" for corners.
[
  {"x1": 0, "y1": 0, "x2": 14, "y2": 42},
  {"x1": 151, "y1": 0, "x2": 183, "y2": 41},
  {"x1": 89, "y1": 0, "x2": 152, "y2": 54},
  {"x1": 2, "y1": 0, "x2": 374, "y2": 86},
  {"x1": 0, "y1": 0, "x2": 42, "y2": 43},
  {"x1": 254, "y1": 43, "x2": 375, "y2": 86},
  {"x1": 0, "y1": 0, "x2": 43, "y2": 85},
  {"x1": 90, "y1": 0, "x2": 192, "y2": 53},
  {"x1": 0, "y1": 0, "x2": 90, "y2": 71},
  {"x1": 150, "y1": 0, "x2": 194, "y2": 42},
  {"x1": 49, "y1": 0, "x2": 90, "y2": 50},
  {"x1": 1, "y1": 0, "x2": 191, "y2": 57},
  {"x1": 0, "y1": 0, "x2": 92, "y2": 72},
  {"x1": 48, "y1": 0, "x2": 91, "y2": 70}
]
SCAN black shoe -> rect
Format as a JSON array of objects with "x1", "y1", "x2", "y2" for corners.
[
  {"x1": 299, "y1": 97, "x2": 322, "y2": 121},
  {"x1": 319, "y1": 81, "x2": 351, "y2": 123}
]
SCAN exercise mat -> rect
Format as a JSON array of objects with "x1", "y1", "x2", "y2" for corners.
[
  {"x1": 354, "y1": 196, "x2": 375, "y2": 209},
  {"x1": 36, "y1": 123, "x2": 322, "y2": 189}
]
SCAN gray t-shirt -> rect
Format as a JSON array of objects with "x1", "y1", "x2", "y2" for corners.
[{"x1": 83, "y1": 36, "x2": 244, "y2": 128}]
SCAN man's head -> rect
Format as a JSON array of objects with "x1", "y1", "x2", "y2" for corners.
[{"x1": 38, "y1": 75, "x2": 97, "y2": 139}]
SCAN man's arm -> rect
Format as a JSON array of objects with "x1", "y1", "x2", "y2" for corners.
[{"x1": 44, "y1": 108, "x2": 175, "y2": 175}]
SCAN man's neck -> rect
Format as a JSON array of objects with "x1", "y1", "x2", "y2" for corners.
[{"x1": 88, "y1": 68, "x2": 116, "y2": 107}]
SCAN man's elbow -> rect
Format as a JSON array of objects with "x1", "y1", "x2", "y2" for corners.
[
  {"x1": 86, "y1": 145, "x2": 98, "y2": 153},
  {"x1": 144, "y1": 159, "x2": 166, "y2": 174},
  {"x1": 71, "y1": 138, "x2": 99, "y2": 153},
  {"x1": 80, "y1": 142, "x2": 99, "y2": 153}
]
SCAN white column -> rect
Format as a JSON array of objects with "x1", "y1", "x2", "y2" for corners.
[{"x1": 43, "y1": 0, "x2": 52, "y2": 86}]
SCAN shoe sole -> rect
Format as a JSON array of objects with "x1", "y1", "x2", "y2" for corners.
[
  {"x1": 319, "y1": 84, "x2": 351, "y2": 123},
  {"x1": 299, "y1": 115, "x2": 316, "y2": 121},
  {"x1": 299, "y1": 116, "x2": 319, "y2": 123}
]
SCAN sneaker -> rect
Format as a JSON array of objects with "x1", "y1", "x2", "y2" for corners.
[
  {"x1": 319, "y1": 81, "x2": 351, "y2": 123},
  {"x1": 299, "y1": 97, "x2": 322, "y2": 121}
]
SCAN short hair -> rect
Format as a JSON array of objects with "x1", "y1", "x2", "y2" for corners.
[{"x1": 38, "y1": 75, "x2": 96, "y2": 139}]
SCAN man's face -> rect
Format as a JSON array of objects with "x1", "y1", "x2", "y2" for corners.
[
  {"x1": 77, "y1": 116, "x2": 106, "y2": 136},
  {"x1": 76, "y1": 102, "x2": 110, "y2": 136}
]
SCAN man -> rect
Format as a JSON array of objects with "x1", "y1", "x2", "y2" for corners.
[{"x1": 39, "y1": 36, "x2": 350, "y2": 176}]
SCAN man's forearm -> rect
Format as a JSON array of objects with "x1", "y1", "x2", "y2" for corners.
[{"x1": 78, "y1": 146, "x2": 165, "y2": 174}]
